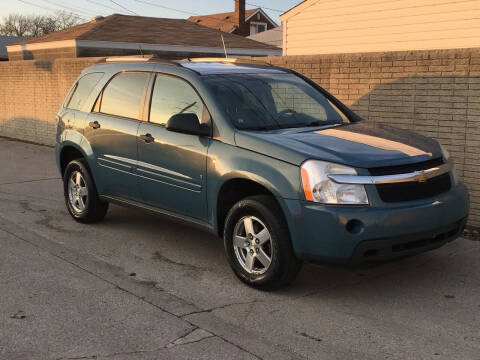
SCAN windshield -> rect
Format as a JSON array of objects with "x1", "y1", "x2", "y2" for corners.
[{"x1": 204, "y1": 73, "x2": 348, "y2": 130}]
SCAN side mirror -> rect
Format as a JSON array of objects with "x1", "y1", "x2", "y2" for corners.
[{"x1": 166, "y1": 113, "x2": 210, "y2": 137}]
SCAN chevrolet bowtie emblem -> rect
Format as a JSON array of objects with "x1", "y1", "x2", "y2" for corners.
[{"x1": 417, "y1": 171, "x2": 428, "y2": 183}]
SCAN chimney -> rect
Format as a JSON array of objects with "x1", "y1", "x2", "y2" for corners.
[{"x1": 235, "y1": 0, "x2": 247, "y2": 36}]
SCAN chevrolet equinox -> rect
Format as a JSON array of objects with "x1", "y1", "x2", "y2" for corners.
[{"x1": 55, "y1": 57, "x2": 469, "y2": 289}]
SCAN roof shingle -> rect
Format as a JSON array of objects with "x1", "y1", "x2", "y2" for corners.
[
  {"x1": 187, "y1": 8, "x2": 258, "y2": 33},
  {"x1": 0, "y1": 36, "x2": 30, "y2": 58},
  {"x1": 13, "y1": 14, "x2": 278, "y2": 50}
]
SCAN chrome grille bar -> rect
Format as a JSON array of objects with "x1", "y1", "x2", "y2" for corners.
[{"x1": 328, "y1": 160, "x2": 452, "y2": 185}]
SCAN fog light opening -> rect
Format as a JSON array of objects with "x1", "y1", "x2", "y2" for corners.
[{"x1": 346, "y1": 219, "x2": 364, "y2": 235}]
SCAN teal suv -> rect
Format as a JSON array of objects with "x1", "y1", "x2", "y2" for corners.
[{"x1": 56, "y1": 57, "x2": 469, "y2": 289}]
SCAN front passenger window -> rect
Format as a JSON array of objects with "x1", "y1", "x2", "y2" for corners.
[
  {"x1": 149, "y1": 75, "x2": 205, "y2": 125},
  {"x1": 100, "y1": 72, "x2": 150, "y2": 120}
]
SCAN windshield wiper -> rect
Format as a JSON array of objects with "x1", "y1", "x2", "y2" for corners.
[
  {"x1": 242, "y1": 125, "x2": 278, "y2": 131},
  {"x1": 278, "y1": 120, "x2": 341, "y2": 129},
  {"x1": 180, "y1": 101, "x2": 197, "y2": 114}
]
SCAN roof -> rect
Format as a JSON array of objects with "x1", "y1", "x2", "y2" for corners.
[
  {"x1": 93, "y1": 57, "x2": 287, "y2": 75},
  {"x1": 0, "y1": 36, "x2": 29, "y2": 58},
  {"x1": 179, "y1": 61, "x2": 287, "y2": 75},
  {"x1": 12, "y1": 14, "x2": 279, "y2": 51},
  {"x1": 188, "y1": 8, "x2": 259, "y2": 33},
  {"x1": 247, "y1": 27, "x2": 282, "y2": 47}
]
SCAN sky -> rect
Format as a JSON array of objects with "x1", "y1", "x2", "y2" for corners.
[{"x1": 0, "y1": 0, "x2": 302, "y2": 24}]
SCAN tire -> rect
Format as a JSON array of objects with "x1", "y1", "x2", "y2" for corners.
[
  {"x1": 63, "y1": 159, "x2": 108, "y2": 223},
  {"x1": 223, "y1": 195, "x2": 302, "y2": 290}
]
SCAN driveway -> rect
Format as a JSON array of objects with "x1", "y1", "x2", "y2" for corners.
[{"x1": 0, "y1": 137, "x2": 479, "y2": 360}]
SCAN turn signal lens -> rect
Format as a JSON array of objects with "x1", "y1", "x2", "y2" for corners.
[{"x1": 301, "y1": 160, "x2": 369, "y2": 205}]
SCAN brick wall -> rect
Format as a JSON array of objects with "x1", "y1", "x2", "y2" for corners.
[
  {"x1": 262, "y1": 48, "x2": 480, "y2": 227},
  {"x1": 0, "y1": 50, "x2": 478, "y2": 227},
  {"x1": 8, "y1": 47, "x2": 77, "y2": 61},
  {"x1": 0, "y1": 57, "x2": 102, "y2": 145}
]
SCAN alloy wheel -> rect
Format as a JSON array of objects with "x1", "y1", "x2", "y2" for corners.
[
  {"x1": 233, "y1": 216, "x2": 273, "y2": 274},
  {"x1": 68, "y1": 171, "x2": 88, "y2": 213}
]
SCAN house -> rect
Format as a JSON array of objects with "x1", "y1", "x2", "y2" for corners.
[
  {"x1": 281, "y1": 0, "x2": 480, "y2": 55},
  {"x1": 188, "y1": 0, "x2": 278, "y2": 37},
  {"x1": 247, "y1": 27, "x2": 282, "y2": 48},
  {"x1": 7, "y1": 14, "x2": 281, "y2": 61},
  {"x1": 0, "y1": 36, "x2": 29, "y2": 60}
]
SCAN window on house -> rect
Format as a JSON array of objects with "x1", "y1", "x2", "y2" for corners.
[
  {"x1": 250, "y1": 22, "x2": 267, "y2": 35},
  {"x1": 66, "y1": 72, "x2": 104, "y2": 111},
  {"x1": 100, "y1": 72, "x2": 150, "y2": 120},
  {"x1": 257, "y1": 23, "x2": 266, "y2": 33}
]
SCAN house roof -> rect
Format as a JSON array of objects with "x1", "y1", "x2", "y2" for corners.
[
  {"x1": 12, "y1": 14, "x2": 279, "y2": 50},
  {"x1": 0, "y1": 36, "x2": 30, "y2": 58},
  {"x1": 188, "y1": 8, "x2": 273, "y2": 33},
  {"x1": 247, "y1": 27, "x2": 282, "y2": 47}
]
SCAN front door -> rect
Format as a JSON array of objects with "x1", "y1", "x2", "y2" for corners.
[
  {"x1": 86, "y1": 71, "x2": 150, "y2": 199},
  {"x1": 137, "y1": 74, "x2": 210, "y2": 221}
]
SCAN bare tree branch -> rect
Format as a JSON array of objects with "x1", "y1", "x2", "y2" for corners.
[{"x1": 0, "y1": 12, "x2": 82, "y2": 37}]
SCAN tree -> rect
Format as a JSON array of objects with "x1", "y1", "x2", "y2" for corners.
[
  {"x1": 0, "y1": 14, "x2": 32, "y2": 36},
  {"x1": 0, "y1": 12, "x2": 82, "y2": 37}
]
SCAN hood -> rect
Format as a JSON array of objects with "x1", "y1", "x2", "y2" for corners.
[{"x1": 234, "y1": 122, "x2": 443, "y2": 168}]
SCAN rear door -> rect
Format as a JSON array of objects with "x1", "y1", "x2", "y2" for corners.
[
  {"x1": 136, "y1": 74, "x2": 211, "y2": 221},
  {"x1": 86, "y1": 71, "x2": 151, "y2": 200},
  {"x1": 58, "y1": 72, "x2": 105, "y2": 138}
]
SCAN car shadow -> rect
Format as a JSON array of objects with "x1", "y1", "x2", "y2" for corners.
[{"x1": 102, "y1": 203, "x2": 461, "y2": 298}]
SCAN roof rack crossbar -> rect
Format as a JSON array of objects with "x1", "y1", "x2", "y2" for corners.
[
  {"x1": 183, "y1": 57, "x2": 272, "y2": 66},
  {"x1": 105, "y1": 55, "x2": 179, "y2": 66}
]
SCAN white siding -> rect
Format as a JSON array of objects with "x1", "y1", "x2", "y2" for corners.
[{"x1": 282, "y1": 0, "x2": 480, "y2": 55}]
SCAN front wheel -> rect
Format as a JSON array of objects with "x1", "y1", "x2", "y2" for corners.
[
  {"x1": 223, "y1": 195, "x2": 302, "y2": 290},
  {"x1": 63, "y1": 159, "x2": 108, "y2": 223}
]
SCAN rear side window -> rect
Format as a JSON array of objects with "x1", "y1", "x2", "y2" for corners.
[
  {"x1": 149, "y1": 75, "x2": 205, "y2": 125},
  {"x1": 100, "y1": 72, "x2": 150, "y2": 120},
  {"x1": 67, "y1": 72, "x2": 104, "y2": 111}
]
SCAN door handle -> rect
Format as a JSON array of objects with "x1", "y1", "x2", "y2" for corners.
[
  {"x1": 89, "y1": 121, "x2": 100, "y2": 129},
  {"x1": 139, "y1": 133, "x2": 155, "y2": 143}
]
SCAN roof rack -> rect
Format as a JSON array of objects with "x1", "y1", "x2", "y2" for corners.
[
  {"x1": 104, "y1": 55, "x2": 178, "y2": 66},
  {"x1": 183, "y1": 57, "x2": 272, "y2": 66}
]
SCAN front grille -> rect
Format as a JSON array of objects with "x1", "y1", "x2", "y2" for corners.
[
  {"x1": 369, "y1": 158, "x2": 452, "y2": 203},
  {"x1": 369, "y1": 157, "x2": 444, "y2": 176}
]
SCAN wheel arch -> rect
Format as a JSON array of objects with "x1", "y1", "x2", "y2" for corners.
[
  {"x1": 215, "y1": 175, "x2": 289, "y2": 238},
  {"x1": 58, "y1": 141, "x2": 94, "y2": 179}
]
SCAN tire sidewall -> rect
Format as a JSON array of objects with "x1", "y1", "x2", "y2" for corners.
[
  {"x1": 224, "y1": 198, "x2": 287, "y2": 287},
  {"x1": 63, "y1": 160, "x2": 95, "y2": 221}
]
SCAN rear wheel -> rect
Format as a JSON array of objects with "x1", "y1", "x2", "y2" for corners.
[
  {"x1": 224, "y1": 195, "x2": 302, "y2": 290},
  {"x1": 63, "y1": 159, "x2": 108, "y2": 223}
]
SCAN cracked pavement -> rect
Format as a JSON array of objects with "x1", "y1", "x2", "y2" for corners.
[{"x1": 0, "y1": 137, "x2": 479, "y2": 360}]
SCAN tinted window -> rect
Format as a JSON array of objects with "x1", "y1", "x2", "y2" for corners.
[
  {"x1": 150, "y1": 75, "x2": 204, "y2": 125},
  {"x1": 100, "y1": 72, "x2": 149, "y2": 120},
  {"x1": 205, "y1": 73, "x2": 347, "y2": 130},
  {"x1": 67, "y1": 72, "x2": 104, "y2": 111}
]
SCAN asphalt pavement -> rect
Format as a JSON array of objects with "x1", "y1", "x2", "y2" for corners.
[{"x1": 0, "y1": 137, "x2": 479, "y2": 360}]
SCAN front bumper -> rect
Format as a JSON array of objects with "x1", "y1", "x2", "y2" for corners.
[{"x1": 282, "y1": 183, "x2": 469, "y2": 264}]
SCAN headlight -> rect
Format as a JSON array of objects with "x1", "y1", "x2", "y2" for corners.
[{"x1": 301, "y1": 160, "x2": 369, "y2": 204}]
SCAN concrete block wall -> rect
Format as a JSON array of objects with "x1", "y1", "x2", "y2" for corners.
[
  {"x1": 261, "y1": 49, "x2": 480, "y2": 227},
  {"x1": 0, "y1": 50, "x2": 478, "y2": 227},
  {"x1": 8, "y1": 47, "x2": 77, "y2": 61},
  {"x1": 0, "y1": 57, "x2": 102, "y2": 145}
]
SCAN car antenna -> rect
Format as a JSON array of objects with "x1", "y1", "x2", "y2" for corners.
[
  {"x1": 221, "y1": 34, "x2": 228, "y2": 58},
  {"x1": 138, "y1": 44, "x2": 144, "y2": 58}
]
